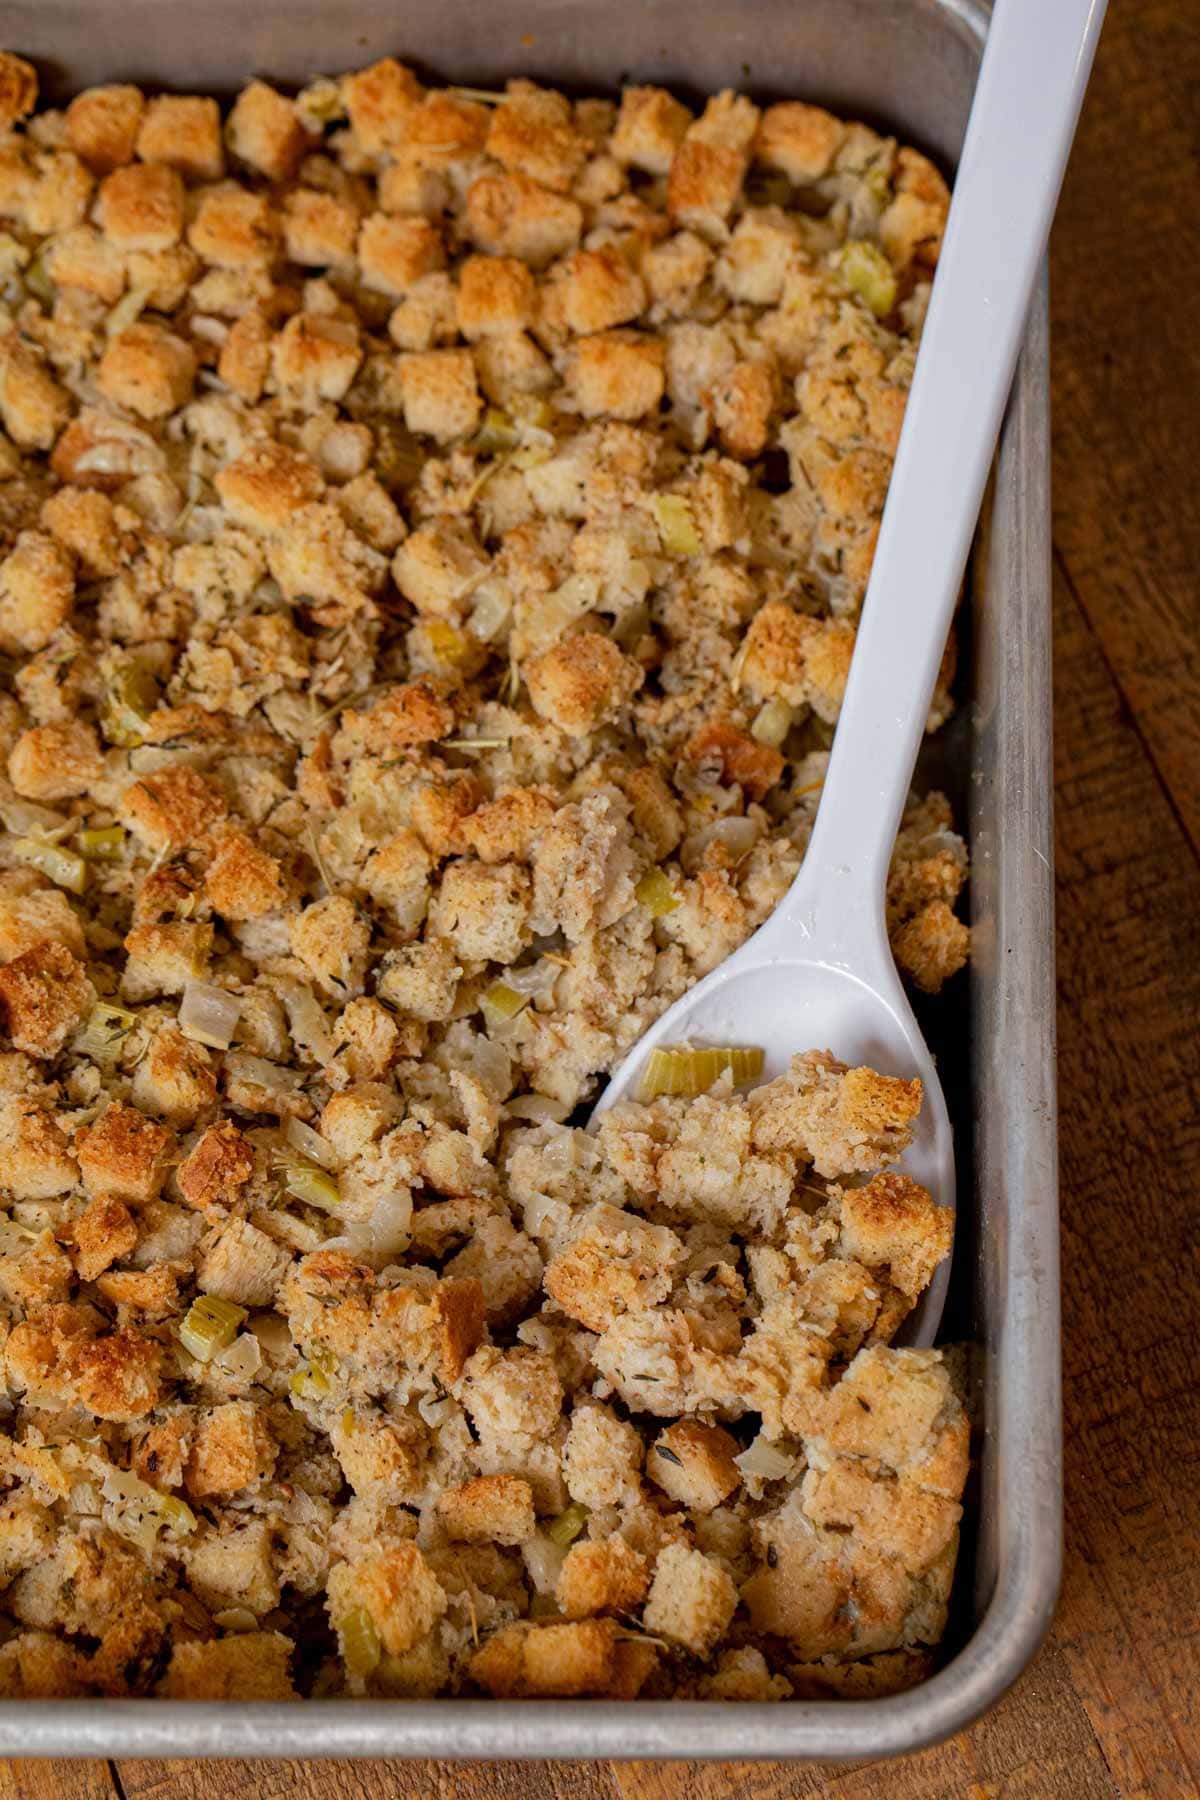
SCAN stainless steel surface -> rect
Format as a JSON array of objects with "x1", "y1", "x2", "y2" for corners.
[{"x1": 1, "y1": 0, "x2": 1061, "y2": 1761}]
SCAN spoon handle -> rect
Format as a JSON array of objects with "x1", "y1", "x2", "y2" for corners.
[{"x1": 774, "y1": 0, "x2": 1106, "y2": 953}]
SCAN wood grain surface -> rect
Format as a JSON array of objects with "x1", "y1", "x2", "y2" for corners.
[{"x1": 3, "y1": 0, "x2": 1198, "y2": 1794}]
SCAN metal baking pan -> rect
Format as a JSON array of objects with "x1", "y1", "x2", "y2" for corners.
[{"x1": 4, "y1": 0, "x2": 1060, "y2": 1760}]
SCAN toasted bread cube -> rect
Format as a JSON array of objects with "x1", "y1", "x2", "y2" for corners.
[
  {"x1": 397, "y1": 348, "x2": 481, "y2": 444},
  {"x1": 130, "y1": 1024, "x2": 216, "y2": 1127},
  {"x1": 203, "y1": 826, "x2": 287, "y2": 919},
  {"x1": 282, "y1": 187, "x2": 359, "y2": 269},
  {"x1": 271, "y1": 313, "x2": 362, "y2": 406},
  {"x1": 43, "y1": 225, "x2": 127, "y2": 303},
  {"x1": 466, "y1": 171, "x2": 582, "y2": 268},
  {"x1": 432, "y1": 858, "x2": 530, "y2": 965},
  {"x1": 754, "y1": 100, "x2": 844, "y2": 184},
  {"x1": 470, "y1": 1618, "x2": 634, "y2": 1698},
  {"x1": 611, "y1": 87, "x2": 693, "y2": 176},
  {"x1": 197, "y1": 1214, "x2": 291, "y2": 1307},
  {"x1": 122, "y1": 921, "x2": 211, "y2": 1001},
  {"x1": 392, "y1": 518, "x2": 487, "y2": 617},
  {"x1": 0, "y1": 943, "x2": 91, "y2": 1060},
  {"x1": 185, "y1": 1516, "x2": 278, "y2": 1616},
  {"x1": 0, "y1": 343, "x2": 70, "y2": 453},
  {"x1": 526, "y1": 631, "x2": 643, "y2": 736},
  {"x1": 556, "y1": 1536, "x2": 649, "y2": 1619},
  {"x1": 341, "y1": 58, "x2": 423, "y2": 156},
  {"x1": 185, "y1": 1401, "x2": 276, "y2": 1499},
  {"x1": 562, "y1": 245, "x2": 646, "y2": 336},
  {"x1": 97, "y1": 322, "x2": 195, "y2": 420},
  {"x1": 75, "y1": 1100, "x2": 171, "y2": 1204},
  {"x1": 344, "y1": 680, "x2": 456, "y2": 756},
  {"x1": 0, "y1": 54, "x2": 37, "y2": 131},
  {"x1": 892, "y1": 900, "x2": 969, "y2": 995},
  {"x1": 561, "y1": 1402, "x2": 644, "y2": 1510},
  {"x1": 176, "y1": 1121, "x2": 255, "y2": 1211},
  {"x1": 361, "y1": 830, "x2": 432, "y2": 935},
  {"x1": 458, "y1": 788, "x2": 556, "y2": 865},
  {"x1": 615, "y1": 85, "x2": 690, "y2": 175},
  {"x1": 568, "y1": 330, "x2": 664, "y2": 420},
  {"x1": 837, "y1": 1170, "x2": 952, "y2": 1301},
  {"x1": 290, "y1": 894, "x2": 371, "y2": 999},
  {"x1": 121, "y1": 767, "x2": 226, "y2": 852},
  {"x1": 227, "y1": 80, "x2": 309, "y2": 181},
  {"x1": 98, "y1": 161, "x2": 184, "y2": 251},
  {"x1": 544, "y1": 1203, "x2": 683, "y2": 1332},
  {"x1": 216, "y1": 311, "x2": 272, "y2": 402},
  {"x1": 0, "y1": 532, "x2": 75, "y2": 655},
  {"x1": 0, "y1": 1501, "x2": 56, "y2": 1592},
  {"x1": 0, "y1": 1098, "x2": 77, "y2": 1200},
  {"x1": 375, "y1": 938, "x2": 461, "y2": 1024},
  {"x1": 710, "y1": 357, "x2": 775, "y2": 459},
  {"x1": 159, "y1": 1633, "x2": 295, "y2": 1700},
  {"x1": 8, "y1": 721, "x2": 101, "y2": 802},
  {"x1": 437, "y1": 1474, "x2": 536, "y2": 1546},
  {"x1": 455, "y1": 255, "x2": 536, "y2": 341},
  {"x1": 460, "y1": 1345, "x2": 563, "y2": 1439},
  {"x1": 643, "y1": 1542, "x2": 737, "y2": 1657},
  {"x1": 0, "y1": 882, "x2": 85, "y2": 964},
  {"x1": 71, "y1": 1195, "x2": 138, "y2": 1282},
  {"x1": 486, "y1": 84, "x2": 587, "y2": 195},
  {"x1": 189, "y1": 182, "x2": 279, "y2": 268},
  {"x1": 73, "y1": 1326, "x2": 162, "y2": 1421},
  {"x1": 750, "y1": 1050, "x2": 921, "y2": 1178},
  {"x1": 647, "y1": 1420, "x2": 741, "y2": 1512},
  {"x1": 214, "y1": 439, "x2": 324, "y2": 534},
  {"x1": 328, "y1": 1543, "x2": 447, "y2": 1656},
  {"x1": 65, "y1": 84, "x2": 145, "y2": 173},
  {"x1": 668, "y1": 140, "x2": 747, "y2": 239},
  {"x1": 136, "y1": 94, "x2": 224, "y2": 182},
  {"x1": 643, "y1": 229, "x2": 713, "y2": 315},
  {"x1": 358, "y1": 212, "x2": 443, "y2": 298},
  {"x1": 98, "y1": 1263, "x2": 179, "y2": 1314}
]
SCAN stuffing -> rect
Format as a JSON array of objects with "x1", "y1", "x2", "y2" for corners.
[{"x1": 0, "y1": 58, "x2": 969, "y2": 1704}]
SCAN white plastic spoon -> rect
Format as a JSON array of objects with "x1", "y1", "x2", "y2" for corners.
[{"x1": 592, "y1": 0, "x2": 1107, "y2": 1340}]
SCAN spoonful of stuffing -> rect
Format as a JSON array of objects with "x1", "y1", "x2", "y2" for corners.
[{"x1": 591, "y1": 0, "x2": 1107, "y2": 1342}]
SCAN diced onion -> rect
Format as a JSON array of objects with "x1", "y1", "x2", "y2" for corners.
[
  {"x1": 634, "y1": 868, "x2": 680, "y2": 918},
  {"x1": 504, "y1": 1094, "x2": 571, "y2": 1125},
  {"x1": 212, "y1": 1607, "x2": 259, "y2": 1632},
  {"x1": 105, "y1": 287, "x2": 150, "y2": 338},
  {"x1": 837, "y1": 240, "x2": 898, "y2": 318},
  {"x1": 425, "y1": 620, "x2": 477, "y2": 668},
  {"x1": 467, "y1": 579, "x2": 514, "y2": 644},
  {"x1": 734, "y1": 1435, "x2": 797, "y2": 1481},
  {"x1": 545, "y1": 1501, "x2": 590, "y2": 1548},
  {"x1": 180, "y1": 1295, "x2": 248, "y2": 1363},
  {"x1": 285, "y1": 1115, "x2": 339, "y2": 1171},
  {"x1": 11, "y1": 836, "x2": 87, "y2": 895},
  {"x1": 365, "y1": 1189, "x2": 413, "y2": 1256},
  {"x1": 636, "y1": 1044, "x2": 765, "y2": 1102},
  {"x1": 522, "y1": 1531, "x2": 568, "y2": 1596},
  {"x1": 417, "y1": 1390, "x2": 458, "y2": 1429},
  {"x1": 341, "y1": 1607, "x2": 381, "y2": 1680},
  {"x1": 652, "y1": 493, "x2": 702, "y2": 557},
  {"x1": 178, "y1": 981, "x2": 241, "y2": 1051},
  {"x1": 680, "y1": 814, "x2": 761, "y2": 875},
  {"x1": 750, "y1": 698, "x2": 794, "y2": 749},
  {"x1": 214, "y1": 1332, "x2": 263, "y2": 1381},
  {"x1": 472, "y1": 407, "x2": 521, "y2": 455}
]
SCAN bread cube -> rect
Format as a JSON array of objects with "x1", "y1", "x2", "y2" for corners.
[
  {"x1": 227, "y1": 80, "x2": 309, "y2": 181},
  {"x1": 0, "y1": 532, "x2": 75, "y2": 654},
  {"x1": 97, "y1": 322, "x2": 195, "y2": 420},
  {"x1": 567, "y1": 330, "x2": 664, "y2": 420},
  {"x1": 611, "y1": 86, "x2": 693, "y2": 176},
  {"x1": 643, "y1": 1542, "x2": 738, "y2": 1657},
  {"x1": 526, "y1": 631, "x2": 643, "y2": 735},
  {"x1": 136, "y1": 94, "x2": 224, "y2": 182},
  {"x1": 398, "y1": 349, "x2": 481, "y2": 444},
  {"x1": 65, "y1": 84, "x2": 146, "y2": 173},
  {"x1": 75, "y1": 1100, "x2": 171, "y2": 1204},
  {"x1": 0, "y1": 943, "x2": 92, "y2": 1061}
]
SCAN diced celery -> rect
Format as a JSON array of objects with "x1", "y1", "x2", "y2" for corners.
[
  {"x1": 179, "y1": 1295, "x2": 247, "y2": 1363},
  {"x1": 546, "y1": 1501, "x2": 590, "y2": 1548},
  {"x1": 276, "y1": 1158, "x2": 341, "y2": 1212},
  {"x1": 634, "y1": 868, "x2": 680, "y2": 918},
  {"x1": 101, "y1": 660, "x2": 159, "y2": 748},
  {"x1": 11, "y1": 837, "x2": 87, "y2": 895},
  {"x1": 480, "y1": 981, "x2": 528, "y2": 1033},
  {"x1": 636, "y1": 1044, "x2": 766, "y2": 1102},
  {"x1": 77, "y1": 825, "x2": 127, "y2": 861},
  {"x1": 76, "y1": 1002, "x2": 138, "y2": 1064},
  {"x1": 838, "y1": 240, "x2": 898, "y2": 318},
  {"x1": 472, "y1": 407, "x2": 520, "y2": 455}
]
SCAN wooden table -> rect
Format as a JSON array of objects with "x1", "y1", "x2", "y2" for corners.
[{"x1": 5, "y1": 0, "x2": 1199, "y2": 1793}]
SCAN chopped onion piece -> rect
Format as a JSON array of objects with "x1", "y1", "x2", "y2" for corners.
[
  {"x1": 365, "y1": 1189, "x2": 413, "y2": 1256},
  {"x1": 179, "y1": 981, "x2": 241, "y2": 1050},
  {"x1": 504, "y1": 1094, "x2": 571, "y2": 1125},
  {"x1": 285, "y1": 1115, "x2": 339, "y2": 1171},
  {"x1": 750, "y1": 698, "x2": 794, "y2": 749},
  {"x1": 214, "y1": 1332, "x2": 263, "y2": 1381},
  {"x1": 340, "y1": 1607, "x2": 381, "y2": 1680},
  {"x1": 637, "y1": 1044, "x2": 765, "y2": 1102},
  {"x1": 212, "y1": 1607, "x2": 259, "y2": 1632},
  {"x1": 11, "y1": 836, "x2": 87, "y2": 894},
  {"x1": 734, "y1": 1435, "x2": 797, "y2": 1481},
  {"x1": 522, "y1": 1531, "x2": 568, "y2": 1596}
]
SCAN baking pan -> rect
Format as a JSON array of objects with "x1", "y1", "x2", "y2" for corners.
[{"x1": 2, "y1": 0, "x2": 1060, "y2": 1760}]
